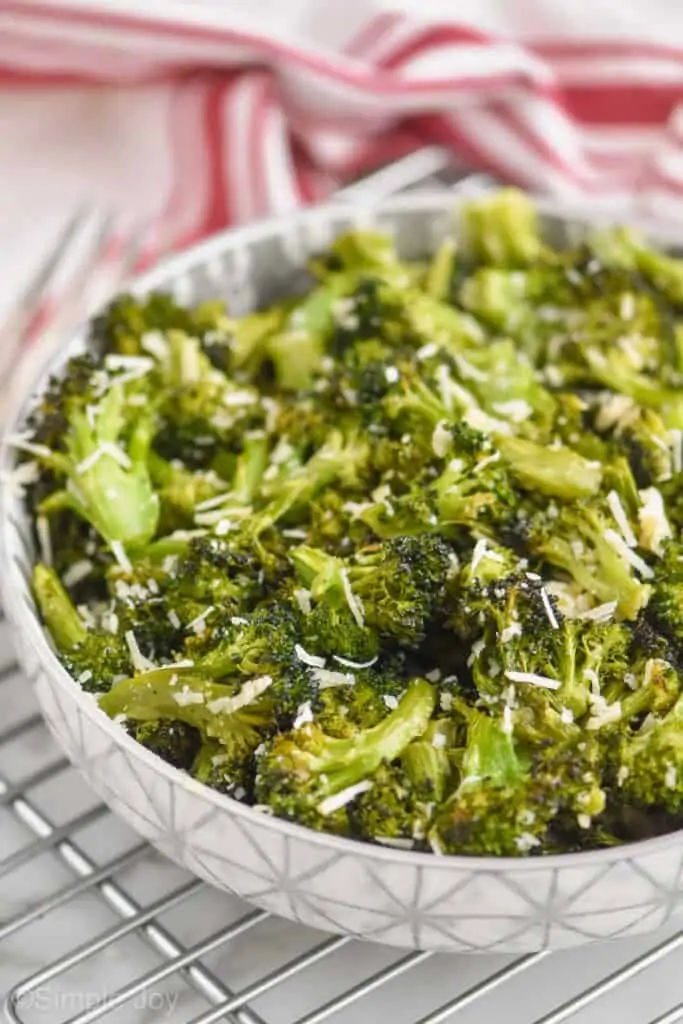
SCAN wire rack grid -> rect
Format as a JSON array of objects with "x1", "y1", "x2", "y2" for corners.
[{"x1": 2, "y1": 160, "x2": 683, "y2": 1024}]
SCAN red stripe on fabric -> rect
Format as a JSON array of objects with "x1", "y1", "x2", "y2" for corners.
[
  {"x1": 333, "y1": 124, "x2": 428, "y2": 181},
  {"x1": 375, "y1": 23, "x2": 499, "y2": 70},
  {"x1": 491, "y1": 102, "x2": 591, "y2": 187},
  {"x1": 417, "y1": 112, "x2": 520, "y2": 186},
  {"x1": 252, "y1": 74, "x2": 276, "y2": 219},
  {"x1": 0, "y1": 4, "x2": 560, "y2": 99},
  {"x1": 158, "y1": 75, "x2": 223, "y2": 252},
  {"x1": 202, "y1": 76, "x2": 234, "y2": 237},
  {"x1": 530, "y1": 40, "x2": 683, "y2": 63},
  {"x1": 561, "y1": 86, "x2": 681, "y2": 126}
]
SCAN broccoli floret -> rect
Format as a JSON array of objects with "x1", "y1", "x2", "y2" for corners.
[
  {"x1": 19, "y1": 371, "x2": 160, "y2": 551},
  {"x1": 142, "y1": 329, "x2": 267, "y2": 466},
  {"x1": 460, "y1": 188, "x2": 544, "y2": 267},
  {"x1": 148, "y1": 452, "x2": 227, "y2": 533},
  {"x1": 350, "y1": 737, "x2": 451, "y2": 847},
  {"x1": 461, "y1": 572, "x2": 633, "y2": 721},
  {"x1": 99, "y1": 671, "x2": 276, "y2": 758},
  {"x1": 184, "y1": 604, "x2": 317, "y2": 724},
  {"x1": 301, "y1": 601, "x2": 379, "y2": 663},
  {"x1": 643, "y1": 549, "x2": 683, "y2": 656},
  {"x1": 89, "y1": 292, "x2": 232, "y2": 358},
  {"x1": 593, "y1": 399, "x2": 674, "y2": 487},
  {"x1": 618, "y1": 691, "x2": 683, "y2": 816},
  {"x1": 32, "y1": 564, "x2": 131, "y2": 691},
  {"x1": 172, "y1": 533, "x2": 279, "y2": 609},
  {"x1": 191, "y1": 740, "x2": 255, "y2": 800},
  {"x1": 432, "y1": 424, "x2": 521, "y2": 537},
  {"x1": 24, "y1": 352, "x2": 102, "y2": 458},
  {"x1": 311, "y1": 681, "x2": 388, "y2": 738},
  {"x1": 430, "y1": 704, "x2": 606, "y2": 855},
  {"x1": 254, "y1": 678, "x2": 436, "y2": 830},
  {"x1": 525, "y1": 502, "x2": 652, "y2": 620},
  {"x1": 128, "y1": 719, "x2": 201, "y2": 770},
  {"x1": 291, "y1": 535, "x2": 454, "y2": 648}
]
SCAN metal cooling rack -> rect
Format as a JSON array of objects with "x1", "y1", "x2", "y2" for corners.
[{"x1": 2, "y1": 157, "x2": 683, "y2": 1024}]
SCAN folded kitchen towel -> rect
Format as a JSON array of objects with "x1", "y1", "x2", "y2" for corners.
[{"x1": 3, "y1": 0, "x2": 683, "y2": 297}]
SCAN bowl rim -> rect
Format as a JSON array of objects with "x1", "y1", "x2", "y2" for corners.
[{"x1": 3, "y1": 187, "x2": 683, "y2": 873}]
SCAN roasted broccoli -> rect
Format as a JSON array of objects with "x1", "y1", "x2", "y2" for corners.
[
  {"x1": 32, "y1": 564, "x2": 131, "y2": 690},
  {"x1": 18, "y1": 187, "x2": 683, "y2": 856}
]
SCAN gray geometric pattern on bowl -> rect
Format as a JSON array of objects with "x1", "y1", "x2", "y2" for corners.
[{"x1": 2, "y1": 192, "x2": 683, "y2": 954}]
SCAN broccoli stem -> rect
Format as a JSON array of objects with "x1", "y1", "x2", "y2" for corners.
[
  {"x1": 32, "y1": 563, "x2": 88, "y2": 651},
  {"x1": 305, "y1": 678, "x2": 437, "y2": 794},
  {"x1": 458, "y1": 710, "x2": 525, "y2": 792},
  {"x1": 98, "y1": 671, "x2": 274, "y2": 750},
  {"x1": 497, "y1": 435, "x2": 603, "y2": 500}
]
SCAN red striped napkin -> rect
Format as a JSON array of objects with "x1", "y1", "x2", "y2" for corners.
[{"x1": 3, "y1": 0, "x2": 683, "y2": 269}]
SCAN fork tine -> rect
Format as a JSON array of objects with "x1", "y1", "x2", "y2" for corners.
[
  {"x1": 0, "y1": 207, "x2": 91, "y2": 375},
  {"x1": 0, "y1": 213, "x2": 126, "y2": 423}
]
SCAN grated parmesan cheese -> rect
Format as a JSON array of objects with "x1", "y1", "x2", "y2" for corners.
[
  {"x1": 504, "y1": 670, "x2": 561, "y2": 690},
  {"x1": 665, "y1": 765, "x2": 678, "y2": 790},
  {"x1": 586, "y1": 701, "x2": 622, "y2": 730},
  {"x1": 470, "y1": 538, "x2": 489, "y2": 574},
  {"x1": 173, "y1": 688, "x2": 205, "y2": 706},
  {"x1": 604, "y1": 528, "x2": 654, "y2": 579},
  {"x1": 332, "y1": 654, "x2": 378, "y2": 669},
  {"x1": 416, "y1": 342, "x2": 438, "y2": 361},
  {"x1": 62, "y1": 560, "x2": 94, "y2": 588},
  {"x1": 540, "y1": 588, "x2": 559, "y2": 629},
  {"x1": 293, "y1": 702, "x2": 314, "y2": 729},
  {"x1": 637, "y1": 486, "x2": 672, "y2": 556},
  {"x1": 293, "y1": 588, "x2": 312, "y2": 615},
  {"x1": 110, "y1": 540, "x2": 132, "y2": 573},
  {"x1": 310, "y1": 667, "x2": 356, "y2": 689},
  {"x1": 124, "y1": 630, "x2": 155, "y2": 673},
  {"x1": 294, "y1": 644, "x2": 326, "y2": 669},
  {"x1": 431, "y1": 420, "x2": 452, "y2": 458},
  {"x1": 374, "y1": 836, "x2": 414, "y2": 850},
  {"x1": 317, "y1": 780, "x2": 373, "y2": 817},
  {"x1": 515, "y1": 832, "x2": 541, "y2": 852},
  {"x1": 500, "y1": 622, "x2": 522, "y2": 644},
  {"x1": 492, "y1": 399, "x2": 533, "y2": 423},
  {"x1": 0, "y1": 459, "x2": 40, "y2": 497},
  {"x1": 36, "y1": 516, "x2": 52, "y2": 567},
  {"x1": 607, "y1": 490, "x2": 637, "y2": 548},
  {"x1": 168, "y1": 610, "x2": 182, "y2": 630},
  {"x1": 340, "y1": 569, "x2": 364, "y2": 627},
  {"x1": 206, "y1": 675, "x2": 273, "y2": 714},
  {"x1": 579, "y1": 600, "x2": 618, "y2": 623},
  {"x1": 187, "y1": 606, "x2": 214, "y2": 633}
]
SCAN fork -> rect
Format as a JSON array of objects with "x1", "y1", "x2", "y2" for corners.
[{"x1": 0, "y1": 211, "x2": 154, "y2": 423}]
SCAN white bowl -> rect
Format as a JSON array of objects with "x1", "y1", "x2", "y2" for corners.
[{"x1": 3, "y1": 192, "x2": 683, "y2": 955}]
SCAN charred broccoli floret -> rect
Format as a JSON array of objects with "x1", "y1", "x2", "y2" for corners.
[
  {"x1": 291, "y1": 534, "x2": 454, "y2": 648},
  {"x1": 129, "y1": 719, "x2": 201, "y2": 770},
  {"x1": 254, "y1": 678, "x2": 436, "y2": 830},
  {"x1": 32, "y1": 564, "x2": 131, "y2": 691}
]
